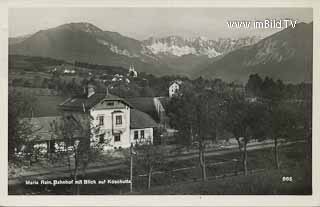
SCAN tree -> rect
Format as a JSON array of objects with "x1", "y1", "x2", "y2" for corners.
[
  {"x1": 265, "y1": 102, "x2": 300, "y2": 169},
  {"x1": 167, "y1": 85, "x2": 198, "y2": 145},
  {"x1": 198, "y1": 136, "x2": 207, "y2": 181},
  {"x1": 262, "y1": 78, "x2": 285, "y2": 169},
  {"x1": 194, "y1": 90, "x2": 211, "y2": 181},
  {"x1": 133, "y1": 139, "x2": 167, "y2": 189},
  {"x1": 167, "y1": 83, "x2": 226, "y2": 181},
  {"x1": 8, "y1": 89, "x2": 38, "y2": 162},
  {"x1": 222, "y1": 93, "x2": 267, "y2": 175},
  {"x1": 50, "y1": 114, "x2": 106, "y2": 194},
  {"x1": 246, "y1": 75, "x2": 292, "y2": 169},
  {"x1": 245, "y1": 74, "x2": 263, "y2": 97}
]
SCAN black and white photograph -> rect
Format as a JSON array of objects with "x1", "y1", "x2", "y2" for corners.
[{"x1": 7, "y1": 6, "x2": 314, "y2": 198}]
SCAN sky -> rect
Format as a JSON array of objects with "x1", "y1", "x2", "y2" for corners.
[{"x1": 9, "y1": 8, "x2": 313, "y2": 40}]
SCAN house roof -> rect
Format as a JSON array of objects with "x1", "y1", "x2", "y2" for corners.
[
  {"x1": 126, "y1": 97, "x2": 159, "y2": 122},
  {"x1": 9, "y1": 87, "x2": 65, "y2": 117},
  {"x1": 22, "y1": 116, "x2": 86, "y2": 142},
  {"x1": 59, "y1": 93, "x2": 133, "y2": 111},
  {"x1": 32, "y1": 95, "x2": 66, "y2": 117},
  {"x1": 130, "y1": 109, "x2": 158, "y2": 129},
  {"x1": 170, "y1": 80, "x2": 183, "y2": 86}
]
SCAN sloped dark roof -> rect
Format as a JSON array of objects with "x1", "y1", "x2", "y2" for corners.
[
  {"x1": 23, "y1": 116, "x2": 87, "y2": 142},
  {"x1": 59, "y1": 93, "x2": 133, "y2": 111},
  {"x1": 126, "y1": 97, "x2": 159, "y2": 122},
  {"x1": 9, "y1": 87, "x2": 65, "y2": 118},
  {"x1": 33, "y1": 95, "x2": 66, "y2": 117},
  {"x1": 18, "y1": 95, "x2": 66, "y2": 118},
  {"x1": 130, "y1": 109, "x2": 158, "y2": 129}
]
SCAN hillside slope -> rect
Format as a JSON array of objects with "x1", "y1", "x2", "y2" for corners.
[{"x1": 199, "y1": 22, "x2": 313, "y2": 83}]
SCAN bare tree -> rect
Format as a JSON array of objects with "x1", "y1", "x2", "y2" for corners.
[
  {"x1": 167, "y1": 83, "x2": 225, "y2": 181},
  {"x1": 133, "y1": 138, "x2": 167, "y2": 190},
  {"x1": 8, "y1": 89, "x2": 38, "y2": 162},
  {"x1": 266, "y1": 102, "x2": 300, "y2": 169},
  {"x1": 198, "y1": 137, "x2": 207, "y2": 181},
  {"x1": 222, "y1": 93, "x2": 267, "y2": 175},
  {"x1": 50, "y1": 114, "x2": 106, "y2": 194}
]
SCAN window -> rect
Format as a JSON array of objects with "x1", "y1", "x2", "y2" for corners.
[
  {"x1": 98, "y1": 116, "x2": 104, "y2": 126},
  {"x1": 107, "y1": 102, "x2": 114, "y2": 106},
  {"x1": 114, "y1": 134, "x2": 121, "y2": 142},
  {"x1": 116, "y1": 115, "x2": 122, "y2": 125},
  {"x1": 99, "y1": 134, "x2": 105, "y2": 144},
  {"x1": 140, "y1": 130, "x2": 144, "y2": 139},
  {"x1": 134, "y1": 131, "x2": 138, "y2": 140}
]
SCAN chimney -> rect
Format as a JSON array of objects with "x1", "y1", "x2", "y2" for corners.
[{"x1": 87, "y1": 84, "x2": 95, "y2": 98}]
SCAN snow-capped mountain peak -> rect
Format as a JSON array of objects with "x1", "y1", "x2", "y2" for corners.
[
  {"x1": 143, "y1": 36, "x2": 218, "y2": 58},
  {"x1": 142, "y1": 35, "x2": 260, "y2": 58},
  {"x1": 96, "y1": 39, "x2": 138, "y2": 58}
]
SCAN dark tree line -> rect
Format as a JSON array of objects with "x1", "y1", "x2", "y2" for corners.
[
  {"x1": 246, "y1": 74, "x2": 312, "y2": 100},
  {"x1": 74, "y1": 61, "x2": 127, "y2": 76}
]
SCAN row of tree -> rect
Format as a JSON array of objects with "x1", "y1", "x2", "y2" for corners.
[
  {"x1": 246, "y1": 73, "x2": 312, "y2": 100},
  {"x1": 167, "y1": 76, "x2": 311, "y2": 179}
]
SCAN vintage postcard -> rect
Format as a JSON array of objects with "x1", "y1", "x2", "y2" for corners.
[{"x1": 1, "y1": 0, "x2": 319, "y2": 206}]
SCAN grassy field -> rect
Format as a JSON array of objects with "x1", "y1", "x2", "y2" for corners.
[
  {"x1": 130, "y1": 142, "x2": 310, "y2": 193},
  {"x1": 9, "y1": 142, "x2": 311, "y2": 195},
  {"x1": 141, "y1": 165, "x2": 311, "y2": 195}
]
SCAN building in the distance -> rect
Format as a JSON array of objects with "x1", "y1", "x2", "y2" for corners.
[
  {"x1": 127, "y1": 65, "x2": 138, "y2": 78},
  {"x1": 169, "y1": 80, "x2": 182, "y2": 97}
]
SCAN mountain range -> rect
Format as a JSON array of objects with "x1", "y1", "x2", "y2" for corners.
[
  {"x1": 199, "y1": 22, "x2": 313, "y2": 83},
  {"x1": 9, "y1": 22, "x2": 312, "y2": 83}
]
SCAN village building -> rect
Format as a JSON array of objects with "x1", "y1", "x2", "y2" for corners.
[
  {"x1": 49, "y1": 64, "x2": 76, "y2": 74},
  {"x1": 59, "y1": 88, "x2": 158, "y2": 150},
  {"x1": 63, "y1": 69, "x2": 76, "y2": 74},
  {"x1": 112, "y1": 74, "x2": 124, "y2": 82},
  {"x1": 126, "y1": 96, "x2": 173, "y2": 145},
  {"x1": 127, "y1": 97, "x2": 167, "y2": 128},
  {"x1": 127, "y1": 65, "x2": 138, "y2": 78},
  {"x1": 169, "y1": 80, "x2": 182, "y2": 97},
  {"x1": 22, "y1": 85, "x2": 158, "y2": 154}
]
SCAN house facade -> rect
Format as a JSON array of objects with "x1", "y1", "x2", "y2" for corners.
[
  {"x1": 169, "y1": 80, "x2": 182, "y2": 97},
  {"x1": 88, "y1": 95, "x2": 131, "y2": 149},
  {"x1": 58, "y1": 88, "x2": 158, "y2": 150}
]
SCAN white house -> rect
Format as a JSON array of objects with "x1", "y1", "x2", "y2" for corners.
[
  {"x1": 89, "y1": 95, "x2": 131, "y2": 149},
  {"x1": 63, "y1": 69, "x2": 76, "y2": 74},
  {"x1": 169, "y1": 80, "x2": 182, "y2": 97},
  {"x1": 58, "y1": 86, "x2": 158, "y2": 150}
]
